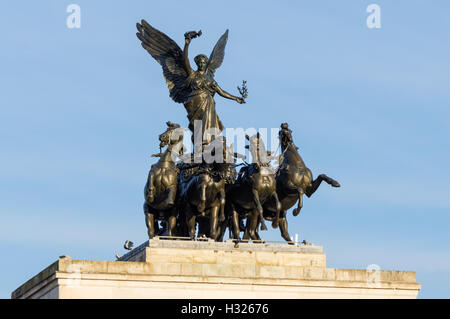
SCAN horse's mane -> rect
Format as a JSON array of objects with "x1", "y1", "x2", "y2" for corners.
[{"x1": 281, "y1": 142, "x2": 306, "y2": 168}]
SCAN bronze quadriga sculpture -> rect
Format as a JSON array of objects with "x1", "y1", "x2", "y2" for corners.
[{"x1": 137, "y1": 20, "x2": 340, "y2": 243}]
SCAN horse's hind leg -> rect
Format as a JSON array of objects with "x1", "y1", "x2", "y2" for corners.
[
  {"x1": 197, "y1": 217, "x2": 209, "y2": 238},
  {"x1": 166, "y1": 186, "x2": 176, "y2": 206},
  {"x1": 216, "y1": 208, "x2": 229, "y2": 242},
  {"x1": 144, "y1": 172, "x2": 155, "y2": 203},
  {"x1": 271, "y1": 192, "x2": 281, "y2": 229},
  {"x1": 242, "y1": 217, "x2": 251, "y2": 241},
  {"x1": 215, "y1": 220, "x2": 226, "y2": 242},
  {"x1": 246, "y1": 209, "x2": 260, "y2": 242},
  {"x1": 185, "y1": 205, "x2": 197, "y2": 239},
  {"x1": 166, "y1": 208, "x2": 177, "y2": 237},
  {"x1": 230, "y1": 204, "x2": 241, "y2": 241},
  {"x1": 197, "y1": 183, "x2": 207, "y2": 213},
  {"x1": 209, "y1": 206, "x2": 219, "y2": 241},
  {"x1": 278, "y1": 216, "x2": 293, "y2": 244},
  {"x1": 144, "y1": 203, "x2": 156, "y2": 239},
  {"x1": 253, "y1": 215, "x2": 266, "y2": 243},
  {"x1": 252, "y1": 189, "x2": 267, "y2": 231},
  {"x1": 219, "y1": 187, "x2": 226, "y2": 222}
]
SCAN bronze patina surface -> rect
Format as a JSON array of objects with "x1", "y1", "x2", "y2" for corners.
[
  {"x1": 136, "y1": 20, "x2": 244, "y2": 145},
  {"x1": 137, "y1": 21, "x2": 340, "y2": 243}
]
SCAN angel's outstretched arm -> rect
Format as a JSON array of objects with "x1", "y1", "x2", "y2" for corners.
[
  {"x1": 213, "y1": 83, "x2": 245, "y2": 104},
  {"x1": 184, "y1": 38, "x2": 193, "y2": 75}
]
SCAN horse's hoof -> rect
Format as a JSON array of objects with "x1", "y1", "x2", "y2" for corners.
[
  {"x1": 260, "y1": 223, "x2": 268, "y2": 231},
  {"x1": 271, "y1": 221, "x2": 279, "y2": 229},
  {"x1": 331, "y1": 180, "x2": 341, "y2": 187},
  {"x1": 293, "y1": 208, "x2": 300, "y2": 216}
]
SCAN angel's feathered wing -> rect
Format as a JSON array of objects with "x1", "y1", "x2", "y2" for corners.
[
  {"x1": 206, "y1": 30, "x2": 229, "y2": 79},
  {"x1": 136, "y1": 20, "x2": 190, "y2": 103}
]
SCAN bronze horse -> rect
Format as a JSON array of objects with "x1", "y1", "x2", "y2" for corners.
[
  {"x1": 212, "y1": 141, "x2": 245, "y2": 241},
  {"x1": 227, "y1": 133, "x2": 281, "y2": 242},
  {"x1": 261, "y1": 123, "x2": 341, "y2": 242},
  {"x1": 178, "y1": 144, "x2": 227, "y2": 240},
  {"x1": 143, "y1": 122, "x2": 184, "y2": 238},
  {"x1": 180, "y1": 138, "x2": 244, "y2": 241}
]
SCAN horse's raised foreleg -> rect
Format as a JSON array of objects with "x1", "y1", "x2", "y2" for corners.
[
  {"x1": 252, "y1": 189, "x2": 268, "y2": 231},
  {"x1": 305, "y1": 174, "x2": 340, "y2": 197},
  {"x1": 292, "y1": 187, "x2": 304, "y2": 216}
]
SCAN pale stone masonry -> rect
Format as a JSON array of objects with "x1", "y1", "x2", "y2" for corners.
[{"x1": 12, "y1": 238, "x2": 421, "y2": 299}]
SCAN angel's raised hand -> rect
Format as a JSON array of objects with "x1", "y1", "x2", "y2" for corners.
[
  {"x1": 236, "y1": 97, "x2": 246, "y2": 104},
  {"x1": 184, "y1": 31, "x2": 199, "y2": 42}
]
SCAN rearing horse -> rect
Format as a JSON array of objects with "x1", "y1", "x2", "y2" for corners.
[{"x1": 262, "y1": 123, "x2": 340, "y2": 242}]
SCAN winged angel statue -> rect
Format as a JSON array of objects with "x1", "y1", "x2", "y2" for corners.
[{"x1": 136, "y1": 20, "x2": 245, "y2": 145}]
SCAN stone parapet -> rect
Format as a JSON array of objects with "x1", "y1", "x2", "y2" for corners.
[{"x1": 12, "y1": 239, "x2": 421, "y2": 299}]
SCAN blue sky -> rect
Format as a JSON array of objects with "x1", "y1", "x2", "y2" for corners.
[{"x1": 1, "y1": 0, "x2": 449, "y2": 298}]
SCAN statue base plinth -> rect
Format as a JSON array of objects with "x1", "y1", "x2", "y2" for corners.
[{"x1": 12, "y1": 238, "x2": 420, "y2": 299}]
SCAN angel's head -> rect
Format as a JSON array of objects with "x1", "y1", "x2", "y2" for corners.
[{"x1": 194, "y1": 54, "x2": 208, "y2": 72}]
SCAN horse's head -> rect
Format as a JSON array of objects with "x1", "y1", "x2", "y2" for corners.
[
  {"x1": 158, "y1": 121, "x2": 183, "y2": 148},
  {"x1": 278, "y1": 123, "x2": 305, "y2": 168},
  {"x1": 279, "y1": 123, "x2": 294, "y2": 151},
  {"x1": 155, "y1": 121, "x2": 186, "y2": 162}
]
